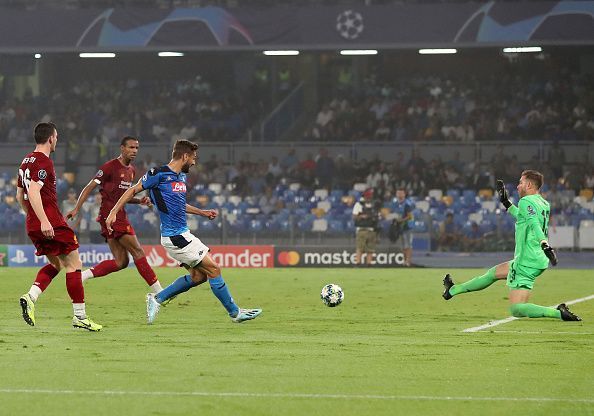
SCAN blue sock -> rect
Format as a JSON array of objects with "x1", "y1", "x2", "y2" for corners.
[
  {"x1": 155, "y1": 275, "x2": 197, "y2": 304},
  {"x1": 209, "y1": 275, "x2": 239, "y2": 317}
]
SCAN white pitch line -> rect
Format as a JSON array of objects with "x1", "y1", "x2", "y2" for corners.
[
  {"x1": 462, "y1": 294, "x2": 594, "y2": 333},
  {"x1": 493, "y1": 331, "x2": 594, "y2": 335},
  {"x1": 0, "y1": 388, "x2": 593, "y2": 403}
]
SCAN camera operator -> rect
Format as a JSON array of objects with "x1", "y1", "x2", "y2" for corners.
[{"x1": 352, "y1": 188, "x2": 381, "y2": 266}]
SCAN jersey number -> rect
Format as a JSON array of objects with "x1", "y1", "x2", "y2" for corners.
[
  {"x1": 541, "y1": 210, "x2": 550, "y2": 237},
  {"x1": 18, "y1": 168, "x2": 31, "y2": 200}
]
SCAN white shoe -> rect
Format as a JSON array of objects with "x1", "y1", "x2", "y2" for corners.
[
  {"x1": 146, "y1": 293, "x2": 161, "y2": 324},
  {"x1": 231, "y1": 308, "x2": 262, "y2": 323}
]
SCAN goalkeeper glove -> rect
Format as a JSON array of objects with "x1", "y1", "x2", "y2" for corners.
[
  {"x1": 541, "y1": 241, "x2": 558, "y2": 266},
  {"x1": 496, "y1": 179, "x2": 512, "y2": 210}
]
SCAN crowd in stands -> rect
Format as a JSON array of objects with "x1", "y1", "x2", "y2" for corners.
[
  {"x1": 2, "y1": 66, "x2": 592, "y2": 146},
  {"x1": 0, "y1": 77, "x2": 255, "y2": 146},
  {"x1": 308, "y1": 70, "x2": 594, "y2": 143},
  {"x1": 0, "y1": 145, "x2": 592, "y2": 250}
]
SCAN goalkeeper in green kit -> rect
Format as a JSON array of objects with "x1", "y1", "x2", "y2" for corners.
[{"x1": 442, "y1": 170, "x2": 581, "y2": 321}]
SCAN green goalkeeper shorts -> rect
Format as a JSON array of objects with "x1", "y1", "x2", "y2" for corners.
[{"x1": 506, "y1": 260, "x2": 545, "y2": 290}]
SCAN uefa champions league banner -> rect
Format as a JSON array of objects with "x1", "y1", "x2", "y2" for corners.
[
  {"x1": 0, "y1": 2, "x2": 593, "y2": 50},
  {"x1": 275, "y1": 246, "x2": 406, "y2": 268},
  {"x1": 6, "y1": 245, "x2": 274, "y2": 268}
]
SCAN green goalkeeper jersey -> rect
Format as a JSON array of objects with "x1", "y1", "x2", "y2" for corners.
[{"x1": 507, "y1": 193, "x2": 550, "y2": 269}]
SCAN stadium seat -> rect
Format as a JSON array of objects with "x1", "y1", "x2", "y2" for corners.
[
  {"x1": 312, "y1": 218, "x2": 328, "y2": 232},
  {"x1": 412, "y1": 220, "x2": 427, "y2": 233},
  {"x1": 249, "y1": 219, "x2": 263, "y2": 233},
  {"x1": 314, "y1": 189, "x2": 329, "y2": 200},
  {"x1": 353, "y1": 183, "x2": 367, "y2": 192},
  {"x1": 208, "y1": 183, "x2": 222, "y2": 194},
  {"x1": 317, "y1": 200, "x2": 331, "y2": 212},
  {"x1": 428, "y1": 189, "x2": 443, "y2": 200},
  {"x1": 481, "y1": 200, "x2": 496, "y2": 212},
  {"x1": 342, "y1": 195, "x2": 355, "y2": 206},
  {"x1": 212, "y1": 195, "x2": 226, "y2": 207},
  {"x1": 311, "y1": 207, "x2": 326, "y2": 218},
  {"x1": 199, "y1": 219, "x2": 216, "y2": 232},
  {"x1": 289, "y1": 183, "x2": 301, "y2": 191},
  {"x1": 579, "y1": 188, "x2": 593, "y2": 201},
  {"x1": 299, "y1": 189, "x2": 313, "y2": 200},
  {"x1": 416, "y1": 200, "x2": 429, "y2": 212},
  {"x1": 328, "y1": 219, "x2": 345, "y2": 234},
  {"x1": 478, "y1": 188, "x2": 494, "y2": 199},
  {"x1": 228, "y1": 195, "x2": 241, "y2": 206},
  {"x1": 446, "y1": 189, "x2": 460, "y2": 198},
  {"x1": 330, "y1": 189, "x2": 345, "y2": 199}
]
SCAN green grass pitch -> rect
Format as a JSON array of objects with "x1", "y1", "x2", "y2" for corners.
[{"x1": 1, "y1": 267, "x2": 593, "y2": 416}]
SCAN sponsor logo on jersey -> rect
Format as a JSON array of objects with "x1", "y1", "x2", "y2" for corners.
[
  {"x1": 171, "y1": 182, "x2": 187, "y2": 192},
  {"x1": 38, "y1": 169, "x2": 47, "y2": 180}
]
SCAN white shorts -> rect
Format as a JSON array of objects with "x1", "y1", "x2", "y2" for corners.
[{"x1": 161, "y1": 231, "x2": 210, "y2": 269}]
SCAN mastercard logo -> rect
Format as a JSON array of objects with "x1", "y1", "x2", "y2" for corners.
[{"x1": 277, "y1": 251, "x2": 300, "y2": 266}]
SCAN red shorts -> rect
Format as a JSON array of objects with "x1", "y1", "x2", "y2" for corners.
[
  {"x1": 99, "y1": 217, "x2": 136, "y2": 241},
  {"x1": 28, "y1": 226, "x2": 79, "y2": 257}
]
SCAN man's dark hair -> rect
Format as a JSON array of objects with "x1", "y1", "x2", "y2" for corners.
[
  {"x1": 522, "y1": 170, "x2": 544, "y2": 190},
  {"x1": 121, "y1": 136, "x2": 139, "y2": 146},
  {"x1": 172, "y1": 139, "x2": 198, "y2": 159},
  {"x1": 396, "y1": 187, "x2": 407, "y2": 193},
  {"x1": 34, "y1": 122, "x2": 57, "y2": 144}
]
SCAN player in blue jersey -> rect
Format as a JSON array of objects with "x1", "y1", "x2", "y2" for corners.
[
  {"x1": 106, "y1": 139, "x2": 262, "y2": 324},
  {"x1": 393, "y1": 188, "x2": 415, "y2": 267}
]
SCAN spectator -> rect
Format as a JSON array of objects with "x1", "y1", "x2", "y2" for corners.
[
  {"x1": 62, "y1": 188, "x2": 81, "y2": 230},
  {"x1": 548, "y1": 140, "x2": 566, "y2": 179},
  {"x1": 438, "y1": 212, "x2": 461, "y2": 251},
  {"x1": 462, "y1": 222, "x2": 485, "y2": 252},
  {"x1": 315, "y1": 148, "x2": 335, "y2": 189},
  {"x1": 392, "y1": 187, "x2": 415, "y2": 266}
]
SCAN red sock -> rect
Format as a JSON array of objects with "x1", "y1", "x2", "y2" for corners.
[
  {"x1": 90, "y1": 259, "x2": 120, "y2": 277},
  {"x1": 34, "y1": 264, "x2": 60, "y2": 291},
  {"x1": 134, "y1": 256, "x2": 158, "y2": 286},
  {"x1": 66, "y1": 270, "x2": 85, "y2": 303}
]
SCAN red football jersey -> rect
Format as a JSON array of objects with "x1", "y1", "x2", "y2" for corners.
[
  {"x1": 17, "y1": 151, "x2": 67, "y2": 232},
  {"x1": 94, "y1": 158, "x2": 136, "y2": 221}
]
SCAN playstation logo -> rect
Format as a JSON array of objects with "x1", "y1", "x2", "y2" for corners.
[{"x1": 11, "y1": 250, "x2": 28, "y2": 264}]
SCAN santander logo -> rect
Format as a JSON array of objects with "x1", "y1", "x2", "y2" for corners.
[{"x1": 171, "y1": 182, "x2": 187, "y2": 193}]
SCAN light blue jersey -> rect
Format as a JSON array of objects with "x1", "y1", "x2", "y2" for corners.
[
  {"x1": 141, "y1": 165, "x2": 188, "y2": 237},
  {"x1": 394, "y1": 198, "x2": 415, "y2": 231}
]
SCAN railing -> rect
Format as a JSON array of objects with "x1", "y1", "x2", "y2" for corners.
[
  {"x1": 260, "y1": 82, "x2": 305, "y2": 142},
  {"x1": 1, "y1": 141, "x2": 592, "y2": 171}
]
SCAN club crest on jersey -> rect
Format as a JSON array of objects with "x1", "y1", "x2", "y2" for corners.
[
  {"x1": 171, "y1": 182, "x2": 186, "y2": 193},
  {"x1": 527, "y1": 205, "x2": 536, "y2": 216},
  {"x1": 38, "y1": 169, "x2": 47, "y2": 180}
]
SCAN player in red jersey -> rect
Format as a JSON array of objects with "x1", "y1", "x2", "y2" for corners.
[
  {"x1": 17, "y1": 122, "x2": 102, "y2": 331},
  {"x1": 66, "y1": 136, "x2": 163, "y2": 294}
]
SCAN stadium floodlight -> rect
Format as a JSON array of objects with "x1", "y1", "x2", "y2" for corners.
[
  {"x1": 34, "y1": 53, "x2": 41, "y2": 59},
  {"x1": 79, "y1": 52, "x2": 116, "y2": 58},
  {"x1": 418, "y1": 48, "x2": 457, "y2": 55},
  {"x1": 263, "y1": 50, "x2": 300, "y2": 56},
  {"x1": 340, "y1": 49, "x2": 378, "y2": 56},
  {"x1": 158, "y1": 51, "x2": 185, "y2": 57},
  {"x1": 502, "y1": 46, "x2": 542, "y2": 53}
]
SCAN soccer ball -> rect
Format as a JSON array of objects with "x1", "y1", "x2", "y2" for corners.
[
  {"x1": 320, "y1": 284, "x2": 344, "y2": 307},
  {"x1": 336, "y1": 10, "x2": 364, "y2": 40}
]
